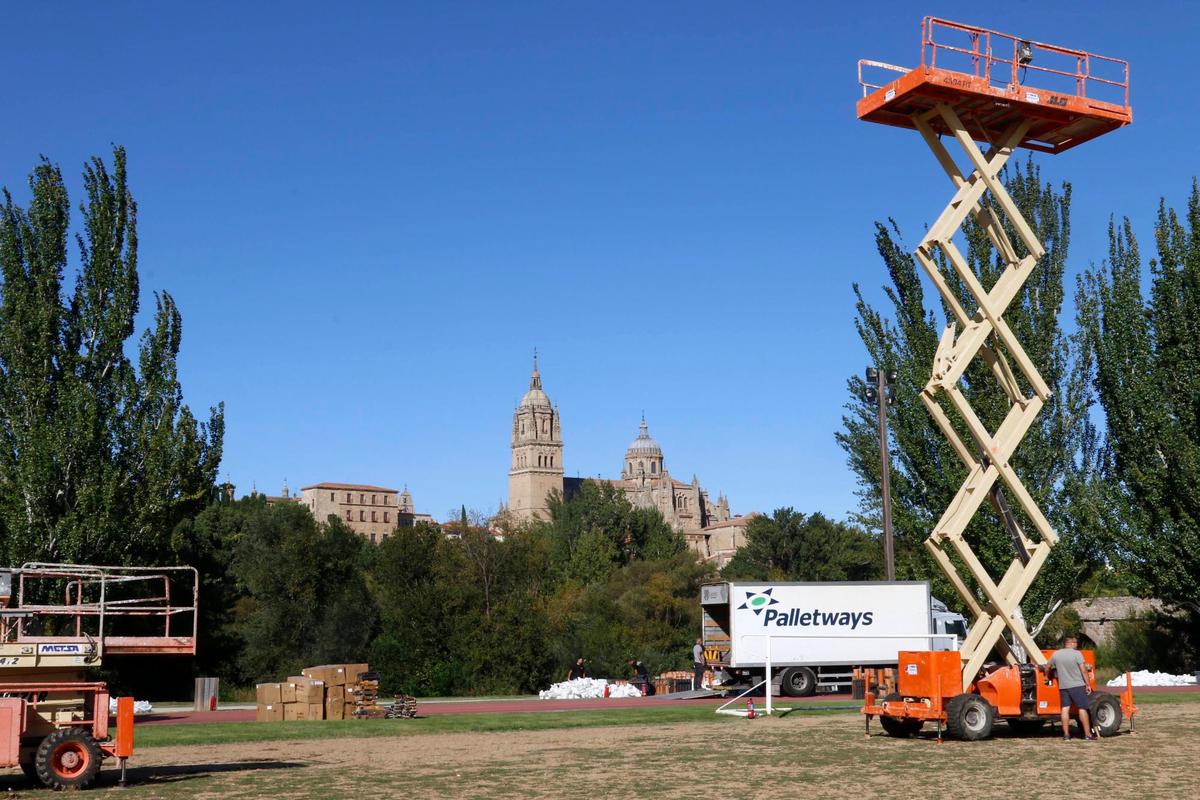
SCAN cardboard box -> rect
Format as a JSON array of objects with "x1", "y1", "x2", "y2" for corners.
[
  {"x1": 256, "y1": 703, "x2": 283, "y2": 722},
  {"x1": 303, "y1": 665, "x2": 347, "y2": 686},
  {"x1": 324, "y1": 697, "x2": 345, "y2": 720},
  {"x1": 303, "y1": 680, "x2": 325, "y2": 704},
  {"x1": 283, "y1": 702, "x2": 307, "y2": 721},
  {"x1": 286, "y1": 676, "x2": 326, "y2": 704},
  {"x1": 256, "y1": 683, "x2": 282, "y2": 706},
  {"x1": 325, "y1": 685, "x2": 345, "y2": 704},
  {"x1": 303, "y1": 663, "x2": 371, "y2": 686},
  {"x1": 344, "y1": 663, "x2": 370, "y2": 683},
  {"x1": 280, "y1": 681, "x2": 298, "y2": 704}
]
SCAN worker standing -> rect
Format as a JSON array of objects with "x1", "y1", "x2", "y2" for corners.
[
  {"x1": 1047, "y1": 635, "x2": 1095, "y2": 741},
  {"x1": 566, "y1": 656, "x2": 588, "y2": 681},
  {"x1": 628, "y1": 658, "x2": 655, "y2": 696},
  {"x1": 692, "y1": 638, "x2": 707, "y2": 690}
]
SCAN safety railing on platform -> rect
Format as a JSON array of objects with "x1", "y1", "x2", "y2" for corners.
[
  {"x1": 858, "y1": 17, "x2": 1129, "y2": 108},
  {"x1": 0, "y1": 563, "x2": 198, "y2": 655}
]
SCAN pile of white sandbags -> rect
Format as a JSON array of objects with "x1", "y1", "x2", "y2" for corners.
[
  {"x1": 538, "y1": 678, "x2": 645, "y2": 699},
  {"x1": 607, "y1": 682, "x2": 644, "y2": 698},
  {"x1": 1106, "y1": 670, "x2": 1197, "y2": 687},
  {"x1": 107, "y1": 698, "x2": 154, "y2": 714}
]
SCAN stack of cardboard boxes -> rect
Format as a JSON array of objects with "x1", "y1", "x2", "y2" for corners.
[{"x1": 255, "y1": 663, "x2": 370, "y2": 722}]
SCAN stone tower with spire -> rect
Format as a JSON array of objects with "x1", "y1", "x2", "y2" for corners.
[{"x1": 508, "y1": 353, "x2": 564, "y2": 520}]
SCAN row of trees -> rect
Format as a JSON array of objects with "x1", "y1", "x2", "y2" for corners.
[
  {"x1": 160, "y1": 485, "x2": 713, "y2": 696},
  {"x1": 4, "y1": 148, "x2": 1193, "y2": 692},
  {"x1": 840, "y1": 160, "x2": 1199, "y2": 665}
]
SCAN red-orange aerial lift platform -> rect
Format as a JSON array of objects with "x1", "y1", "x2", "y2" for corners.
[
  {"x1": 0, "y1": 563, "x2": 198, "y2": 788},
  {"x1": 855, "y1": 18, "x2": 1136, "y2": 740}
]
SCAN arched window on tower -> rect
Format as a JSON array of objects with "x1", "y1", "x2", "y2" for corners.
[
  {"x1": 639, "y1": 461, "x2": 644, "y2": 473},
  {"x1": 651, "y1": 461, "x2": 658, "y2": 474},
  {"x1": 542, "y1": 419, "x2": 548, "y2": 433}
]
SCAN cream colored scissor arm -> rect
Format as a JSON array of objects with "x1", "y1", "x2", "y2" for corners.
[{"x1": 911, "y1": 103, "x2": 1057, "y2": 690}]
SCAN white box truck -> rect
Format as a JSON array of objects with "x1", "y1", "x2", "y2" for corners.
[{"x1": 701, "y1": 581, "x2": 968, "y2": 696}]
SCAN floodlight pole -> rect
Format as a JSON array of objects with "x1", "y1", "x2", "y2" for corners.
[
  {"x1": 866, "y1": 367, "x2": 896, "y2": 581},
  {"x1": 875, "y1": 369, "x2": 895, "y2": 582}
]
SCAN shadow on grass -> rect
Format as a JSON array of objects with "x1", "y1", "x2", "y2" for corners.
[
  {"x1": 109, "y1": 759, "x2": 306, "y2": 788},
  {"x1": 0, "y1": 759, "x2": 306, "y2": 793}
]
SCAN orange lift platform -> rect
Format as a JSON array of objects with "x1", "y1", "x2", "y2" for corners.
[
  {"x1": 0, "y1": 563, "x2": 198, "y2": 788},
  {"x1": 854, "y1": 18, "x2": 1136, "y2": 740}
]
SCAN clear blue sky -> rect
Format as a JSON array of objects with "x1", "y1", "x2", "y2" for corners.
[{"x1": 2, "y1": 2, "x2": 1193, "y2": 522}]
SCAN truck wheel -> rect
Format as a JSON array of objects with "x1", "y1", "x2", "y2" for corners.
[
  {"x1": 1089, "y1": 692, "x2": 1123, "y2": 737},
  {"x1": 878, "y1": 693, "x2": 923, "y2": 738},
  {"x1": 945, "y1": 694, "x2": 994, "y2": 741},
  {"x1": 779, "y1": 667, "x2": 817, "y2": 697},
  {"x1": 35, "y1": 728, "x2": 102, "y2": 790},
  {"x1": 1006, "y1": 718, "x2": 1047, "y2": 736}
]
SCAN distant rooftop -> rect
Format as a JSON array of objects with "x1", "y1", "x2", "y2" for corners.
[{"x1": 301, "y1": 482, "x2": 399, "y2": 493}]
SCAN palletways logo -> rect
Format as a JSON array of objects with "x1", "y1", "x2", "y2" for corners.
[
  {"x1": 738, "y1": 588, "x2": 780, "y2": 615},
  {"x1": 740, "y1": 587, "x2": 875, "y2": 629}
]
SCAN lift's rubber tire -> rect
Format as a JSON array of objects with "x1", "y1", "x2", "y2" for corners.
[
  {"x1": 1006, "y1": 718, "x2": 1047, "y2": 736},
  {"x1": 19, "y1": 757, "x2": 41, "y2": 786},
  {"x1": 945, "y1": 694, "x2": 995, "y2": 741},
  {"x1": 779, "y1": 667, "x2": 817, "y2": 697},
  {"x1": 1089, "y1": 692, "x2": 1123, "y2": 737},
  {"x1": 878, "y1": 693, "x2": 924, "y2": 738},
  {"x1": 35, "y1": 728, "x2": 102, "y2": 790}
]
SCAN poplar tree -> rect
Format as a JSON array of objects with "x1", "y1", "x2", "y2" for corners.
[
  {"x1": 837, "y1": 158, "x2": 1101, "y2": 620},
  {"x1": 1076, "y1": 182, "x2": 1200, "y2": 609},
  {"x1": 0, "y1": 148, "x2": 223, "y2": 565}
]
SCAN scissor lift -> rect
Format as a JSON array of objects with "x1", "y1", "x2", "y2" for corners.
[
  {"x1": 0, "y1": 563, "x2": 198, "y2": 788},
  {"x1": 855, "y1": 18, "x2": 1137, "y2": 740}
]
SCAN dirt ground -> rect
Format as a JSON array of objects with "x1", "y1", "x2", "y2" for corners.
[{"x1": 5, "y1": 703, "x2": 1197, "y2": 799}]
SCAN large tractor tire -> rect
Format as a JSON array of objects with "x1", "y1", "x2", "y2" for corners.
[
  {"x1": 945, "y1": 694, "x2": 995, "y2": 741},
  {"x1": 878, "y1": 693, "x2": 924, "y2": 738},
  {"x1": 1089, "y1": 692, "x2": 1123, "y2": 737},
  {"x1": 779, "y1": 666, "x2": 817, "y2": 697},
  {"x1": 35, "y1": 728, "x2": 102, "y2": 790}
]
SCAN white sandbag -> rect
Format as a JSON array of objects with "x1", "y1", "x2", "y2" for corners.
[
  {"x1": 538, "y1": 677, "x2": 647, "y2": 699},
  {"x1": 1105, "y1": 669, "x2": 1197, "y2": 687},
  {"x1": 108, "y1": 698, "x2": 154, "y2": 714}
]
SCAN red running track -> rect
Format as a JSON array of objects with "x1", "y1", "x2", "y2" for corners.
[{"x1": 135, "y1": 684, "x2": 1199, "y2": 727}]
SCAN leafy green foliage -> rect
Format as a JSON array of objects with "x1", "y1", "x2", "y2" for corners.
[
  {"x1": 838, "y1": 159, "x2": 1102, "y2": 621},
  {"x1": 0, "y1": 149, "x2": 223, "y2": 566},
  {"x1": 544, "y1": 481, "x2": 685, "y2": 583},
  {"x1": 1076, "y1": 182, "x2": 1200, "y2": 610},
  {"x1": 229, "y1": 500, "x2": 375, "y2": 680},
  {"x1": 720, "y1": 509, "x2": 881, "y2": 582}
]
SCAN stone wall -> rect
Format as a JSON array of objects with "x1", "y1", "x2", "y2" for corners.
[{"x1": 1066, "y1": 596, "x2": 1164, "y2": 647}]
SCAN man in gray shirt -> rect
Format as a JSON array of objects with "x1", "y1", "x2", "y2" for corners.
[
  {"x1": 1047, "y1": 634, "x2": 1095, "y2": 740},
  {"x1": 693, "y1": 639, "x2": 707, "y2": 690}
]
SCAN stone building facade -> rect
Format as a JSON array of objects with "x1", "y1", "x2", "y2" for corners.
[
  {"x1": 300, "y1": 482, "x2": 418, "y2": 543},
  {"x1": 507, "y1": 358, "x2": 735, "y2": 547}
]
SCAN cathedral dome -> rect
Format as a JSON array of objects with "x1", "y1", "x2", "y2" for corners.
[
  {"x1": 626, "y1": 418, "x2": 662, "y2": 456},
  {"x1": 520, "y1": 355, "x2": 552, "y2": 408}
]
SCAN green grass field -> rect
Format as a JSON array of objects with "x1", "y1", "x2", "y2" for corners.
[
  {"x1": 135, "y1": 701, "x2": 855, "y2": 748},
  {"x1": 2, "y1": 692, "x2": 1195, "y2": 798}
]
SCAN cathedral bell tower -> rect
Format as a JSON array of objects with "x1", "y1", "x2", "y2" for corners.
[{"x1": 508, "y1": 353, "x2": 564, "y2": 520}]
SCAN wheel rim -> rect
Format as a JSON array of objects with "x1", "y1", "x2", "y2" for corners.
[
  {"x1": 52, "y1": 742, "x2": 90, "y2": 779},
  {"x1": 1096, "y1": 703, "x2": 1115, "y2": 727},
  {"x1": 790, "y1": 674, "x2": 808, "y2": 692},
  {"x1": 964, "y1": 706, "x2": 984, "y2": 731}
]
